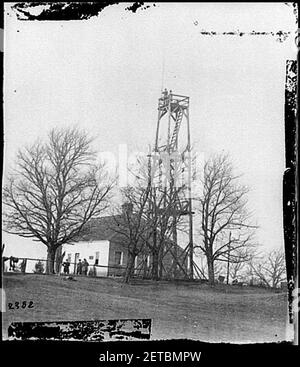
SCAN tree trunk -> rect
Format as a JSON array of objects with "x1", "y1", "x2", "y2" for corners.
[
  {"x1": 124, "y1": 253, "x2": 135, "y2": 283},
  {"x1": 46, "y1": 246, "x2": 57, "y2": 274},
  {"x1": 143, "y1": 255, "x2": 148, "y2": 279},
  {"x1": 152, "y1": 250, "x2": 159, "y2": 281},
  {"x1": 158, "y1": 248, "x2": 164, "y2": 280},
  {"x1": 226, "y1": 239, "x2": 231, "y2": 284},
  {"x1": 207, "y1": 255, "x2": 215, "y2": 285},
  {"x1": 55, "y1": 246, "x2": 65, "y2": 274}
]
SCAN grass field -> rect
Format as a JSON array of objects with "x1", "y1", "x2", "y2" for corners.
[{"x1": 2, "y1": 273, "x2": 292, "y2": 343}]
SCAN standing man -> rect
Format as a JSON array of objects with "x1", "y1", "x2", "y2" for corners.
[
  {"x1": 62, "y1": 259, "x2": 71, "y2": 275},
  {"x1": 76, "y1": 259, "x2": 82, "y2": 275},
  {"x1": 82, "y1": 258, "x2": 89, "y2": 276}
]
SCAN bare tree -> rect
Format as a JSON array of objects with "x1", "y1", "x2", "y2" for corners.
[
  {"x1": 145, "y1": 185, "x2": 188, "y2": 280},
  {"x1": 142, "y1": 153, "x2": 189, "y2": 280},
  {"x1": 250, "y1": 248, "x2": 286, "y2": 288},
  {"x1": 226, "y1": 249, "x2": 256, "y2": 284},
  {"x1": 111, "y1": 153, "x2": 188, "y2": 282},
  {"x1": 224, "y1": 244, "x2": 257, "y2": 284},
  {"x1": 110, "y1": 184, "x2": 153, "y2": 283},
  {"x1": 196, "y1": 154, "x2": 257, "y2": 285},
  {"x1": 3, "y1": 127, "x2": 114, "y2": 274},
  {"x1": 229, "y1": 258, "x2": 246, "y2": 283}
]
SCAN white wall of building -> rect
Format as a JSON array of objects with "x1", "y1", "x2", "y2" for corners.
[{"x1": 62, "y1": 240, "x2": 110, "y2": 277}]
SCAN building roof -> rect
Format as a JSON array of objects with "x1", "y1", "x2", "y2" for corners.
[
  {"x1": 75, "y1": 216, "x2": 122, "y2": 242},
  {"x1": 75, "y1": 215, "x2": 186, "y2": 255}
]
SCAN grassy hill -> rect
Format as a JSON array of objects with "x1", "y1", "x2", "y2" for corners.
[{"x1": 2, "y1": 273, "x2": 291, "y2": 343}]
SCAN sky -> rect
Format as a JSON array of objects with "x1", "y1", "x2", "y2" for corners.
[{"x1": 2, "y1": 2, "x2": 297, "y2": 259}]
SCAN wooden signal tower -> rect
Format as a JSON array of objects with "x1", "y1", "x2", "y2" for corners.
[{"x1": 152, "y1": 89, "x2": 194, "y2": 279}]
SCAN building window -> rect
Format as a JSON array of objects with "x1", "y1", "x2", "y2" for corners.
[
  {"x1": 115, "y1": 251, "x2": 123, "y2": 266},
  {"x1": 89, "y1": 256, "x2": 94, "y2": 260},
  {"x1": 67, "y1": 254, "x2": 72, "y2": 262}
]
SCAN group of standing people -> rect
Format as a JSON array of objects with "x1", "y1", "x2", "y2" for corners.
[
  {"x1": 76, "y1": 258, "x2": 89, "y2": 275},
  {"x1": 62, "y1": 258, "x2": 89, "y2": 275}
]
